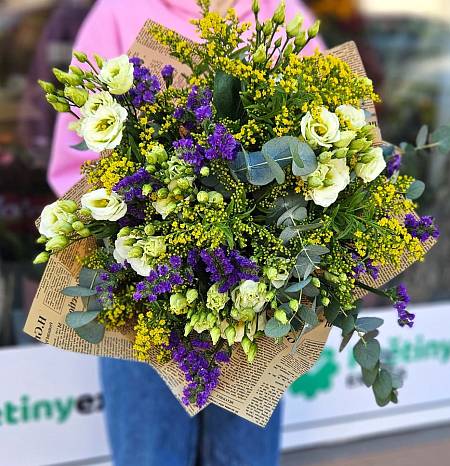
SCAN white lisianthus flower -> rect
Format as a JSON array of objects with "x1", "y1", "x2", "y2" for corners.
[
  {"x1": 355, "y1": 147, "x2": 386, "y2": 183},
  {"x1": 300, "y1": 107, "x2": 340, "y2": 148},
  {"x1": 113, "y1": 236, "x2": 152, "y2": 277},
  {"x1": 81, "y1": 101, "x2": 127, "y2": 152},
  {"x1": 206, "y1": 284, "x2": 230, "y2": 311},
  {"x1": 81, "y1": 188, "x2": 127, "y2": 221},
  {"x1": 303, "y1": 158, "x2": 350, "y2": 207},
  {"x1": 81, "y1": 91, "x2": 115, "y2": 117},
  {"x1": 99, "y1": 55, "x2": 134, "y2": 95},
  {"x1": 231, "y1": 280, "x2": 268, "y2": 319},
  {"x1": 336, "y1": 104, "x2": 366, "y2": 130},
  {"x1": 39, "y1": 201, "x2": 76, "y2": 238}
]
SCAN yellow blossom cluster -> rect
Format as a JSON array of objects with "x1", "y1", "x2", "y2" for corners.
[
  {"x1": 82, "y1": 152, "x2": 137, "y2": 192},
  {"x1": 133, "y1": 311, "x2": 170, "y2": 363},
  {"x1": 98, "y1": 287, "x2": 136, "y2": 328}
]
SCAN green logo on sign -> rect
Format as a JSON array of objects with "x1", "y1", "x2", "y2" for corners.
[{"x1": 290, "y1": 348, "x2": 339, "y2": 398}]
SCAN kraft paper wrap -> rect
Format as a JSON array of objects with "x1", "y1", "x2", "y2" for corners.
[{"x1": 24, "y1": 21, "x2": 436, "y2": 426}]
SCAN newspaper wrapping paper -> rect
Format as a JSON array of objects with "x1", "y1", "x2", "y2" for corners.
[{"x1": 24, "y1": 22, "x2": 436, "y2": 426}]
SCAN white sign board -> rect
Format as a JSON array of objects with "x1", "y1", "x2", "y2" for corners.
[
  {"x1": 282, "y1": 302, "x2": 450, "y2": 449},
  {"x1": 0, "y1": 346, "x2": 111, "y2": 466}
]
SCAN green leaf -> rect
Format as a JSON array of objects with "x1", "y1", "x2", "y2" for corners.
[
  {"x1": 339, "y1": 332, "x2": 354, "y2": 352},
  {"x1": 61, "y1": 286, "x2": 97, "y2": 297},
  {"x1": 66, "y1": 310, "x2": 101, "y2": 329},
  {"x1": 415, "y1": 124, "x2": 429, "y2": 147},
  {"x1": 78, "y1": 267, "x2": 100, "y2": 288},
  {"x1": 324, "y1": 301, "x2": 340, "y2": 323},
  {"x1": 74, "y1": 320, "x2": 105, "y2": 344},
  {"x1": 70, "y1": 140, "x2": 89, "y2": 151},
  {"x1": 304, "y1": 244, "x2": 329, "y2": 256},
  {"x1": 262, "y1": 148, "x2": 285, "y2": 184},
  {"x1": 279, "y1": 226, "x2": 298, "y2": 244},
  {"x1": 302, "y1": 283, "x2": 320, "y2": 297},
  {"x1": 264, "y1": 317, "x2": 291, "y2": 338},
  {"x1": 353, "y1": 338, "x2": 380, "y2": 370},
  {"x1": 373, "y1": 368, "x2": 393, "y2": 403},
  {"x1": 341, "y1": 315, "x2": 355, "y2": 336},
  {"x1": 406, "y1": 180, "x2": 425, "y2": 200},
  {"x1": 431, "y1": 125, "x2": 450, "y2": 154},
  {"x1": 213, "y1": 71, "x2": 242, "y2": 120},
  {"x1": 284, "y1": 277, "x2": 312, "y2": 293},
  {"x1": 391, "y1": 372, "x2": 404, "y2": 389},
  {"x1": 362, "y1": 365, "x2": 379, "y2": 387},
  {"x1": 290, "y1": 140, "x2": 317, "y2": 176},
  {"x1": 355, "y1": 317, "x2": 384, "y2": 333},
  {"x1": 276, "y1": 204, "x2": 307, "y2": 227},
  {"x1": 294, "y1": 221, "x2": 322, "y2": 232},
  {"x1": 299, "y1": 305, "x2": 319, "y2": 326}
]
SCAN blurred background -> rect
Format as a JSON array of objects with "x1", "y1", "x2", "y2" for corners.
[{"x1": 0, "y1": 1, "x2": 449, "y2": 465}]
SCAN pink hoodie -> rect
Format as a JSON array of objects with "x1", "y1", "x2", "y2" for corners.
[{"x1": 48, "y1": 0, "x2": 324, "y2": 196}]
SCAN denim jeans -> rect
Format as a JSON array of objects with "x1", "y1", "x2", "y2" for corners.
[{"x1": 100, "y1": 357, "x2": 281, "y2": 466}]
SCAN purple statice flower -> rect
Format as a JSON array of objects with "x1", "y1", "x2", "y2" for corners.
[
  {"x1": 109, "y1": 262, "x2": 125, "y2": 273},
  {"x1": 195, "y1": 105, "x2": 213, "y2": 122},
  {"x1": 167, "y1": 332, "x2": 228, "y2": 408},
  {"x1": 129, "y1": 58, "x2": 161, "y2": 107},
  {"x1": 113, "y1": 168, "x2": 152, "y2": 202},
  {"x1": 386, "y1": 153, "x2": 401, "y2": 177},
  {"x1": 169, "y1": 255, "x2": 182, "y2": 269},
  {"x1": 195, "y1": 246, "x2": 259, "y2": 293},
  {"x1": 352, "y1": 252, "x2": 380, "y2": 281},
  {"x1": 132, "y1": 261, "x2": 188, "y2": 302},
  {"x1": 392, "y1": 284, "x2": 414, "y2": 328},
  {"x1": 173, "y1": 137, "x2": 206, "y2": 169},
  {"x1": 404, "y1": 213, "x2": 440, "y2": 243},
  {"x1": 173, "y1": 107, "x2": 185, "y2": 119},
  {"x1": 205, "y1": 124, "x2": 239, "y2": 162},
  {"x1": 161, "y1": 64, "x2": 175, "y2": 81},
  {"x1": 215, "y1": 351, "x2": 230, "y2": 363}
]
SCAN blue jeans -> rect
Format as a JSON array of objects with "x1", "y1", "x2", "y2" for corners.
[{"x1": 100, "y1": 358, "x2": 281, "y2": 466}]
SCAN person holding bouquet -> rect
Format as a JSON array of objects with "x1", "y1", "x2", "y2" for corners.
[{"x1": 48, "y1": 1, "x2": 323, "y2": 465}]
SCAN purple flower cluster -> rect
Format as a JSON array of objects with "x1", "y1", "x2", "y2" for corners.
[
  {"x1": 173, "y1": 86, "x2": 213, "y2": 124},
  {"x1": 168, "y1": 332, "x2": 229, "y2": 407},
  {"x1": 392, "y1": 284, "x2": 414, "y2": 328},
  {"x1": 205, "y1": 124, "x2": 239, "y2": 161},
  {"x1": 188, "y1": 246, "x2": 259, "y2": 293},
  {"x1": 113, "y1": 168, "x2": 152, "y2": 202},
  {"x1": 161, "y1": 64, "x2": 175, "y2": 85},
  {"x1": 173, "y1": 138, "x2": 205, "y2": 169},
  {"x1": 386, "y1": 153, "x2": 401, "y2": 177},
  {"x1": 352, "y1": 253, "x2": 380, "y2": 280},
  {"x1": 404, "y1": 213, "x2": 440, "y2": 243},
  {"x1": 132, "y1": 256, "x2": 187, "y2": 302},
  {"x1": 129, "y1": 57, "x2": 161, "y2": 107}
]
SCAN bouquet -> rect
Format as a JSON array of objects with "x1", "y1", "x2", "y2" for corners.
[{"x1": 26, "y1": 0, "x2": 440, "y2": 424}]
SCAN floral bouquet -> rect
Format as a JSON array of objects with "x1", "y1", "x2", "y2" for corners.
[{"x1": 27, "y1": 0, "x2": 439, "y2": 424}]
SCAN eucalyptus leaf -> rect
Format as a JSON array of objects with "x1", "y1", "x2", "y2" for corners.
[
  {"x1": 66, "y1": 310, "x2": 101, "y2": 329},
  {"x1": 294, "y1": 221, "x2": 323, "y2": 232},
  {"x1": 290, "y1": 139, "x2": 317, "y2": 176},
  {"x1": 324, "y1": 301, "x2": 340, "y2": 323},
  {"x1": 373, "y1": 368, "x2": 393, "y2": 403},
  {"x1": 279, "y1": 226, "x2": 298, "y2": 244},
  {"x1": 262, "y1": 148, "x2": 285, "y2": 184},
  {"x1": 298, "y1": 305, "x2": 319, "y2": 326},
  {"x1": 74, "y1": 320, "x2": 105, "y2": 344},
  {"x1": 431, "y1": 125, "x2": 450, "y2": 154},
  {"x1": 285, "y1": 276, "x2": 312, "y2": 293},
  {"x1": 415, "y1": 124, "x2": 429, "y2": 147},
  {"x1": 342, "y1": 314, "x2": 355, "y2": 336},
  {"x1": 62, "y1": 286, "x2": 97, "y2": 297},
  {"x1": 355, "y1": 317, "x2": 384, "y2": 333},
  {"x1": 362, "y1": 365, "x2": 379, "y2": 387},
  {"x1": 339, "y1": 332, "x2": 354, "y2": 352},
  {"x1": 264, "y1": 318, "x2": 291, "y2": 338},
  {"x1": 79, "y1": 267, "x2": 100, "y2": 288},
  {"x1": 406, "y1": 180, "x2": 425, "y2": 200},
  {"x1": 276, "y1": 204, "x2": 307, "y2": 227},
  {"x1": 304, "y1": 244, "x2": 330, "y2": 256},
  {"x1": 302, "y1": 283, "x2": 320, "y2": 297},
  {"x1": 353, "y1": 338, "x2": 380, "y2": 370}
]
